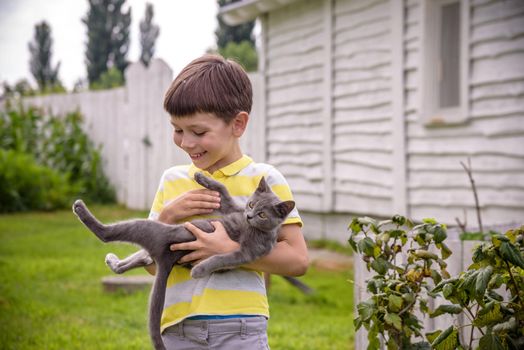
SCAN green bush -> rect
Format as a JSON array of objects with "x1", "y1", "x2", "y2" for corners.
[
  {"x1": 0, "y1": 149, "x2": 76, "y2": 212},
  {"x1": 0, "y1": 104, "x2": 115, "y2": 212}
]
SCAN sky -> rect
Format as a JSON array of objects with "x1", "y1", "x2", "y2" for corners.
[{"x1": 0, "y1": 0, "x2": 219, "y2": 89}]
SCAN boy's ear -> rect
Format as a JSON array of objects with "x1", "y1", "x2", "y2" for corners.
[{"x1": 231, "y1": 112, "x2": 249, "y2": 137}]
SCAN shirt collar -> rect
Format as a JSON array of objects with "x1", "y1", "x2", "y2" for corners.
[{"x1": 189, "y1": 155, "x2": 253, "y2": 178}]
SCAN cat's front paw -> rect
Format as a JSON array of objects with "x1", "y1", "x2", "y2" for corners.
[{"x1": 191, "y1": 264, "x2": 210, "y2": 279}]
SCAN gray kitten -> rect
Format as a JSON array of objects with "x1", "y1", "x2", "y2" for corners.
[{"x1": 72, "y1": 172, "x2": 295, "y2": 350}]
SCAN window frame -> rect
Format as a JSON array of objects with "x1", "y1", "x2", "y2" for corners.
[{"x1": 420, "y1": 0, "x2": 470, "y2": 126}]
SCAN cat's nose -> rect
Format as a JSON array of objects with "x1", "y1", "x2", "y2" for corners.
[{"x1": 246, "y1": 214, "x2": 253, "y2": 220}]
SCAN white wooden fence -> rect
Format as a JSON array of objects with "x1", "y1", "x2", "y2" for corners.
[{"x1": 22, "y1": 59, "x2": 264, "y2": 210}]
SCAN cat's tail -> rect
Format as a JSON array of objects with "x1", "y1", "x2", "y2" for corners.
[
  {"x1": 72, "y1": 200, "x2": 111, "y2": 242},
  {"x1": 149, "y1": 263, "x2": 170, "y2": 350}
]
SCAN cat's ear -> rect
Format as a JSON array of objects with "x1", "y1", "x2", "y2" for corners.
[
  {"x1": 275, "y1": 200, "x2": 295, "y2": 218},
  {"x1": 255, "y1": 176, "x2": 271, "y2": 193}
]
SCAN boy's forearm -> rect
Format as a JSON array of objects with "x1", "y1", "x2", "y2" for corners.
[{"x1": 245, "y1": 240, "x2": 309, "y2": 276}]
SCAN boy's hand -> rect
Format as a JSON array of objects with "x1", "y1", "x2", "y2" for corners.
[
  {"x1": 158, "y1": 189, "x2": 220, "y2": 224},
  {"x1": 170, "y1": 221, "x2": 239, "y2": 265}
]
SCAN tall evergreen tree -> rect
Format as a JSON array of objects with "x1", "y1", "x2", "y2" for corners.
[
  {"x1": 216, "y1": 0, "x2": 258, "y2": 71},
  {"x1": 28, "y1": 21, "x2": 61, "y2": 91},
  {"x1": 83, "y1": 0, "x2": 131, "y2": 86},
  {"x1": 216, "y1": 0, "x2": 255, "y2": 49},
  {"x1": 139, "y1": 3, "x2": 160, "y2": 67}
]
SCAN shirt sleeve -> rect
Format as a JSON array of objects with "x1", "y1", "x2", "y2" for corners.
[
  {"x1": 148, "y1": 171, "x2": 166, "y2": 221},
  {"x1": 265, "y1": 166, "x2": 303, "y2": 227}
]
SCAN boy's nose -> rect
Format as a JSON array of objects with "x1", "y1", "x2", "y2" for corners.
[{"x1": 180, "y1": 136, "x2": 195, "y2": 149}]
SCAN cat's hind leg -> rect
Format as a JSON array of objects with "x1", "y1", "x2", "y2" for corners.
[
  {"x1": 72, "y1": 200, "x2": 111, "y2": 242},
  {"x1": 106, "y1": 249, "x2": 153, "y2": 274}
]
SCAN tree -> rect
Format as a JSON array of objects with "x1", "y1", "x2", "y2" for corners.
[
  {"x1": 216, "y1": 0, "x2": 255, "y2": 48},
  {"x1": 216, "y1": 0, "x2": 258, "y2": 71},
  {"x1": 219, "y1": 41, "x2": 258, "y2": 72},
  {"x1": 83, "y1": 0, "x2": 131, "y2": 86},
  {"x1": 139, "y1": 3, "x2": 160, "y2": 67},
  {"x1": 28, "y1": 21, "x2": 61, "y2": 91}
]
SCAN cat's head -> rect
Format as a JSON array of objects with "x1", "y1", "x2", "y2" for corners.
[{"x1": 245, "y1": 177, "x2": 295, "y2": 231}]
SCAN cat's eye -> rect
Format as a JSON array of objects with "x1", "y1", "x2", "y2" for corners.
[
  {"x1": 248, "y1": 201, "x2": 254, "y2": 208},
  {"x1": 258, "y1": 212, "x2": 267, "y2": 219}
]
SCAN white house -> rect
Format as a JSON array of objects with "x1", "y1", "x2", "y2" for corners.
[{"x1": 220, "y1": 0, "x2": 524, "y2": 241}]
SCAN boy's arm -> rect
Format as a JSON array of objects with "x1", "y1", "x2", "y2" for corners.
[
  {"x1": 245, "y1": 223, "x2": 309, "y2": 276},
  {"x1": 172, "y1": 222, "x2": 309, "y2": 277}
]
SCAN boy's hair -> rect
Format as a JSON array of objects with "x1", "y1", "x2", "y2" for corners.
[{"x1": 163, "y1": 54, "x2": 252, "y2": 123}]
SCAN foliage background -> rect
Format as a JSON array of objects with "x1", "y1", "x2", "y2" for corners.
[{"x1": 0, "y1": 105, "x2": 115, "y2": 212}]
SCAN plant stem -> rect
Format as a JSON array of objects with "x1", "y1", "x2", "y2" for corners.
[
  {"x1": 468, "y1": 304, "x2": 480, "y2": 350},
  {"x1": 460, "y1": 158, "x2": 484, "y2": 234},
  {"x1": 505, "y1": 260, "x2": 522, "y2": 306}
]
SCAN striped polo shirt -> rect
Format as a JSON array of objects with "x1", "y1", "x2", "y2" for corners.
[{"x1": 148, "y1": 155, "x2": 302, "y2": 332}]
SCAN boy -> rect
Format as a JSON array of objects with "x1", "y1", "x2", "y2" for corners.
[{"x1": 148, "y1": 54, "x2": 308, "y2": 349}]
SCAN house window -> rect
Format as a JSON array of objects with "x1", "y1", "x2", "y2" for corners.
[{"x1": 421, "y1": 0, "x2": 469, "y2": 125}]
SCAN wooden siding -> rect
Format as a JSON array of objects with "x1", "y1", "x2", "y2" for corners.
[
  {"x1": 333, "y1": 0, "x2": 394, "y2": 216},
  {"x1": 406, "y1": 0, "x2": 524, "y2": 224},
  {"x1": 265, "y1": 0, "x2": 327, "y2": 212}
]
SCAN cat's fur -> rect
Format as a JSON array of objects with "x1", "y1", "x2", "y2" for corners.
[{"x1": 72, "y1": 172, "x2": 294, "y2": 350}]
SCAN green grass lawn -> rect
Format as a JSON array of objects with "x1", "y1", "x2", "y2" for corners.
[{"x1": 0, "y1": 206, "x2": 354, "y2": 349}]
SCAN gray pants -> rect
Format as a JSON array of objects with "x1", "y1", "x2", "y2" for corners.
[{"x1": 162, "y1": 317, "x2": 270, "y2": 350}]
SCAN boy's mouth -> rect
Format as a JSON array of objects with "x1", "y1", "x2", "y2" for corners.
[{"x1": 190, "y1": 151, "x2": 207, "y2": 160}]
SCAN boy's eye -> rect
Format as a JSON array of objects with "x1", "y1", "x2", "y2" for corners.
[
  {"x1": 193, "y1": 131, "x2": 206, "y2": 136},
  {"x1": 174, "y1": 129, "x2": 183, "y2": 134},
  {"x1": 258, "y1": 212, "x2": 267, "y2": 219},
  {"x1": 248, "y1": 201, "x2": 254, "y2": 208}
]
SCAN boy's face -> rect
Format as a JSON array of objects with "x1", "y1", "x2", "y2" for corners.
[{"x1": 170, "y1": 112, "x2": 241, "y2": 174}]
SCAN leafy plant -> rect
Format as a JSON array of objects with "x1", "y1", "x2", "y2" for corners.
[
  {"x1": 430, "y1": 227, "x2": 524, "y2": 349},
  {"x1": 0, "y1": 149, "x2": 76, "y2": 212},
  {"x1": 350, "y1": 215, "x2": 524, "y2": 350},
  {"x1": 0, "y1": 104, "x2": 115, "y2": 211},
  {"x1": 349, "y1": 216, "x2": 451, "y2": 350}
]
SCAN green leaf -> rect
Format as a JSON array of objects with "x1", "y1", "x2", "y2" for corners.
[
  {"x1": 357, "y1": 299, "x2": 376, "y2": 322},
  {"x1": 472, "y1": 244, "x2": 488, "y2": 263},
  {"x1": 478, "y1": 300, "x2": 495, "y2": 317},
  {"x1": 353, "y1": 316, "x2": 363, "y2": 330},
  {"x1": 384, "y1": 312, "x2": 402, "y2": 331},
  {"x1": 392, "y1": 215, "x2": 406, "y2": 226},
  {"x1": 443, "y1": 283, "x2": 454, "y2": 298},
  {"x1": 487, "y1": 289, "x2": 504, "y2": 302},
  {"x1": 438, "y1": 242, "x2": 453, "y2": 260},
  {"x1": 433, "y1": 226, "x2": 447, "y2": 244},
  {"x1": 431, "y1": 325, "x2": 459, "y2": 350},
  {"x1": 478, "y1": 333, "x2": 504, "y2": 350},
  {"x1": 430, "y1": 304, "x2": 463, "y2": 318},
  {"x1": 386, "y1": 338, "x2": 399, "y2": 350},
  {"x1": 499, "y1": 241, "x2": 524, "y2": 268},
  {"x1": 475, "y1": 266, "x2": 493, "y2": 299},
  {"x1": 371, "y1": 257, "x2": 389, "y2": 275},
  {"x1": 388, "y1": 294, "x2": 403, "y2": 313},
  {"x1": 422, "y1": 218, "x2": 437, "y2": 224},
  {"x1": 349, "y1": 218, "x2": 362, "y2": 234},
  {"x1": 474, "y1": 303, "x2": 504, "y2": 327},
  {"x1": 358, "y1": 237, "x2": 376, "y2": 257},
  {"x1": 425, "y1": 329, "x2": 442, "y2": 344}
]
